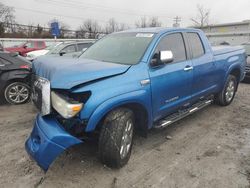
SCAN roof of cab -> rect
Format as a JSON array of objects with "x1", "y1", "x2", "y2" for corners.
[{"x1": 117, "y1": 27, "x2": 201, "y2": 34}]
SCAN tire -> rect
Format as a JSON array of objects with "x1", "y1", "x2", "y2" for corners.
[
  {"x1": 98, "y1": 108, "x2": 135, "y2": 168},
  {"x1": 216, "y1": 75, "x2": 237, "y2": 106},
  {"x1": 4, "y1": 82, "x2": 31, "y2": 105}
]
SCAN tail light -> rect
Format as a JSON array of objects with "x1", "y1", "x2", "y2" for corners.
[{"x1": 20, "y1": 65, "x2": 30, "y2": 69}]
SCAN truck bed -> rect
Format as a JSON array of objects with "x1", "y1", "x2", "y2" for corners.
[{"x1": 212, "y1": 46, "x2": 243, "y2": 56}]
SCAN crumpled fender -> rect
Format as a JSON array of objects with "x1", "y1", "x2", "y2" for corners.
[{"x1": 25, "y1": 115, "x2": 82, "y2": 171}]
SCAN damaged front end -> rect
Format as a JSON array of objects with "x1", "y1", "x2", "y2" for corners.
[
  {"x1": 26, "y1": 76, "x2": 90, "y2": 171},
  {"x1": 25, "y1": 115, "x2": 83, "y2": 171}
]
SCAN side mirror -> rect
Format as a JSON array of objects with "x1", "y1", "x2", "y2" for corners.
[
  {"x1": 59, "y1": 51, "x2": 66, "y2": 56},
  {"x1": 150, "y1": 50, "x2": 174, "y2": 67},
  {"x1": 159, "y1": 50, "x2": 174, "y2": 64}
]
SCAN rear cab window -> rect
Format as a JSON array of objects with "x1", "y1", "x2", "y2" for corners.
[{"x1": 187, "y1": 32, "x2": 205, "y2": 59}]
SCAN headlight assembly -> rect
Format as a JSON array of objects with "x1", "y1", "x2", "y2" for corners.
[{"x1": 51, "y1": 91, "x2": 83, "y2": 119}]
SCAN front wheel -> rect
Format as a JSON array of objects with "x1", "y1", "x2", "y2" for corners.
[
  {"x1": 216, "y1": 75, "x2": 237, "y2": 106},
  {"x1": 4, "y1": 82, "x2": 31, "y2": 105},
  {"x1": 98, "y1": 108, "x2": 134, "y2": 168}
]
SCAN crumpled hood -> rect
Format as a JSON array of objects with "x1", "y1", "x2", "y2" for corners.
[{"x1": 33, "y1": 56, "x2": 131, "y2": 89}]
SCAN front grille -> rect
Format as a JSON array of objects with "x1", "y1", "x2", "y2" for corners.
[{"x1": 32, "y1": 75, "x2": 51, "y2": 116}]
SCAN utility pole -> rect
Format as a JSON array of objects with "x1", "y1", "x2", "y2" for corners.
[{"x1": 173, "y1": 16, "x2": 181, "y2": 27}]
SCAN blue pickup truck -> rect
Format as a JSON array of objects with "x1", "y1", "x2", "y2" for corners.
[{"x1": 25, "y1": 28, "x2": 246, "y2": 171}]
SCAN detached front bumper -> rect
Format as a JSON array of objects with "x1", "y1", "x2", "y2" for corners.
[{"x1": 25, "y1": 115, "x2": 83, "y2": 171}]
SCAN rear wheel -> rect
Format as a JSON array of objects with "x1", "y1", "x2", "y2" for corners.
[
  {"x1": 216, "y1": 75, "x2": 237, "y2": 106},
  {"x1": 98, "y1": 108, "x2": 134, "y2": 168},
  {"x1": 4, "y1": 82, "x2": 31, "y2": 105}
]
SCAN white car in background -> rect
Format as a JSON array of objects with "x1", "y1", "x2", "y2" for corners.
[{"x1": 26, "y1": 43, "x2": 62, "y2": 61}]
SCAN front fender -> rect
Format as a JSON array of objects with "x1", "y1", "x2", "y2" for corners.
[
  {"x1": 8, "y1": 70, "x2": 31, "y2": 80},
  {"x1": 1, "y1": 70, "x2": 31, "y2": 82},
  {"x1": 85, "y1": 90, "x2": 152, "y2": 132}
]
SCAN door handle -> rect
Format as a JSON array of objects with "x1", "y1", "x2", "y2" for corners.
[{"x1": 184, "y1": 66, "x2": 193, "y2": 71}]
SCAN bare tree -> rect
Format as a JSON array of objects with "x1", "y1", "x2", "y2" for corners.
[
  {"x1": 135, "y1": 16, "x2": 147, "y2": 28},
  {"x1": 118, "y1": 23, "x2": 129, "y2": 31},
  {"x1": 191, "y1": 4, "x2": 210, "y2": 27},
  {"x1": 0, "y1": 2, "x2": 15, "y2": 36},
  {"x1": 59, "y1": 22, "x2": 70, "y2": 38},
  {"x1": 105, "y1": 18, "x2": 119, "y2": 34},
  {"x1": 148, "y1": 17, "x2": 161, "y2": 27},
  {"x1": 79, "y1": 19, "x2": 101, "y2": 38},
  {"x1": 135, "y1": 16, "x2": 162, "y2": 28}
]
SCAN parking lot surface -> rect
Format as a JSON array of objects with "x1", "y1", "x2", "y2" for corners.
[{"x1": 0, "y1": 83, "x2": 250, "y2": 188}]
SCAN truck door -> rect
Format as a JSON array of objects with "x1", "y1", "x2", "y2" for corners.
[
  {"x1": 186, "y1": 32, "x2": 216, "y2": 101},
  {"x1": 148, "y1": 32, "x2": 193, "y2": 121}
]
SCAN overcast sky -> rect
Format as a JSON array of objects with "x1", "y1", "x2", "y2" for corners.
[{"x1": 2, "y1": 0, "x2": 250, "y2": 29}]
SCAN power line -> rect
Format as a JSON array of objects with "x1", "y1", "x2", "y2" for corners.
[
  {"x1": 36, "y1": 0, "x2": 173, "y2": 18},
  {"x1": 14, "y1": 7, "x2": 134, "y2": 27},
  {"x1": 173, "y1": 16, "x2": 181, "y2": 27}
]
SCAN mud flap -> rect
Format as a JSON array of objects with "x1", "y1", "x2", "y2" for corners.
[{"x1": 25, "y1": 115, "x2": 83, "y2": 171}]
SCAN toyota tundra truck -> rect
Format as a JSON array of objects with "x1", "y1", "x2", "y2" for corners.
[{"x1": 25, "y1": 28, "x2": 246, "y2": 171}]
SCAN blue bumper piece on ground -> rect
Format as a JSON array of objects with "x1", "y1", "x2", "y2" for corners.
[{"x1": 25, "y1": 115, "x2": 83, "y2": 171}]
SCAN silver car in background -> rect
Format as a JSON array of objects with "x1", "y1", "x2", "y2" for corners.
[{"x1": 46, "y1": 41, "x2": 94, "y2": 58}]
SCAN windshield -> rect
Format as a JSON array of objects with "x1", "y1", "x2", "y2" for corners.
[
  {"x1": 80, "y1": 32, "x2": 155, "y2": 65},
  {"x1": 14, "y1": 42, "x2": 26, "y2": 47},
  {"x1": 243, "y1": 44, "x2": 250, "y2": 56}
]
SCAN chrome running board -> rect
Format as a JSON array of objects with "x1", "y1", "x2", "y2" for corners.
[{"x1": 154, "y1": 98, "x2": 213, "y2": 129}]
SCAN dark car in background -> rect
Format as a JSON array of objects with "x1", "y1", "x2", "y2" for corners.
[
  {"x1": 0, "y1": 52, "x2": 32, "y2": 104},
  {"x1": 0, "y1": 43, "x2": 3, "y2": 51},
  {"x1": 4, "y1": 41, "x2": 46, "y2": 56},
  {"x1": 242, "y1": 43, "x2": 250, "y2": 82},
  {"x1": 45, "y1": 41, "x2": 93, "y2": 57}
]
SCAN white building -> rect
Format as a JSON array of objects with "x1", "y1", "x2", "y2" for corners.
[{"x1": 198, "y1": 20, "x2": 250, "y2": 45}]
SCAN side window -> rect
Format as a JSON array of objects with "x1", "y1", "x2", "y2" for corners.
[
  {"x1": 187, "y1": 33, "x2": 205, "y2": 58},
  {"x1": 77, "y1": 43, "x2": 92, "y2": 51},
  {"x1": 155, "y1": 33, "x2": 187, "y2": 63},
  {"x1": 37, "y1": 41, "x2": 44, "y2": 48},
  {"x1": 25, "y1": 42, "x2": 35, "y2": 48},
  {"x1": 61, "y1": 45, "x2": 76, "y2": 53}
]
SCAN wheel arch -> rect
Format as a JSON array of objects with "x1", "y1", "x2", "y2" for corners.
[
  {"x1": 85, "y1": 90, "x2": 152, "y2": 137},
  {"x1": 229, "y1": 68, "x2": 241, "y2": 83},
  {"x1": 227, "y1": 66, "x2": 241, "y2": 91},
  {"x1": 223, "y1": 64, "x2": 242, "y2": 91},
  {"x1": 1, "y1": 70, "x2": 31, "y2": 87},
  {"x1": 3, "y1": 77, "x2": 30, "y2": 90}
]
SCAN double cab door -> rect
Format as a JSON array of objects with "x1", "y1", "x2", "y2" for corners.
[{"x1": 148, "y1": 31, "x2": 217, "y2": 122}]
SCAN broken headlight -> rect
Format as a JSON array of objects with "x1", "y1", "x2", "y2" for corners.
[{"x1": 51, "y1": 91, "x2": 83, "y2": 119}]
